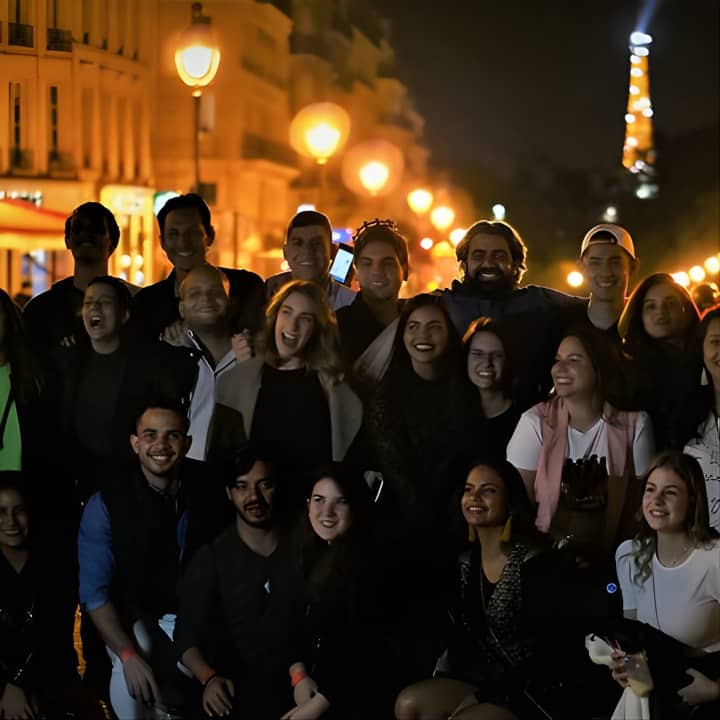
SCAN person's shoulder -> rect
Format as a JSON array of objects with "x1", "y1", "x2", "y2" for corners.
[
  {"x1": 221, "y1": 266, "x2": 264, "y2": 288},
  {"x1": 615, "y1": 538, "x2": 638, "y2": 563},
  {"x1": 23, "y1": 277, "x2": 73, "y2": 311},
  {"x1": 134, "y1": 275, "x2": 172, "y2": 300},
  {"x1": 525, "y1": 284, "x2": 587, "y2": 306}
]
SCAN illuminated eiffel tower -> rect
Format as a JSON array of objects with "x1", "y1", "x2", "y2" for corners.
[{"x1": 622, "y1": 31, "x2": 658, "y2": 199}]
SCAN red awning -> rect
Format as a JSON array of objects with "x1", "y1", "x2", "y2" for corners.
[{"x1": 0, "y1": 199, "x2": 67, "y2": 250}]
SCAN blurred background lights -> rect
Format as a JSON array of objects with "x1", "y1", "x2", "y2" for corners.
[
  {"x1": 567, "y1": 271, "x2": 584, "y2": 288},
  {"x1": 672, "y1": 272, "x2": 690, "y2": 288},
  {"x1": 420, "y1": 237, "x2": 434, "y2": 251},
  {"x1": 449, "y1": 228, "x2": 466, "y2": 246},
  {"x1": 492, "y1": 203, "x2": 506, "y2": 220},
  {"x1": 705, "y1": 256, "x2": 720, "y2": 274},
  {"x1": 689, "y1": 265, "x2": 706, "y2": 283},
  {"x1": 630, "y1": 31, "x2": 653, "y2": 45}
]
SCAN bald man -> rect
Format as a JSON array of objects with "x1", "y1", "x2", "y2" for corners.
[{"x1": 177, "y1": 265, "x2": 237, "y2": 460}]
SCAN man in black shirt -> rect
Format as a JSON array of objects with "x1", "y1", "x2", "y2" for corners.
[
  {"x1": 23, "y1": 202, "x2": 127, "y2": 359},
  {"x1": 175, "y1": 452, "x2": 303, "y2": 719},
  {"x1": 336, "y1": 219, "x2": 408, "y2": 369},
  {"x1": 131, "y1": 193, "x2": 266, "y2": 342}
]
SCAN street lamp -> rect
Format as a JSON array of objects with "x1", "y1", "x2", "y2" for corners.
[
  {"x1": 341, "y1": 139, "x2": 404, "y2": 198},
  {"x1": 430, "y1": 205, "x2": 455, "y2": 233},
  {"x1": 358, "y1": 161, "x2": 390, "y2": 196},
  {"x1": 175, "y1": 2, "x2": 221, "y2": 193},
  {"x1": 407, "y1": 188, "x2": 434, "y2": 215},
  {"x1": 289, "y1": 102, "x2": 351, "y2": 165}
]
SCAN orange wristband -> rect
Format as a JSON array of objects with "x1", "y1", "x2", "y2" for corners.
[
  {"x1": 119, "y1": 647, "x2": 136, "y2": 664},
  {"x1": 291, "y1": 670, "x2": 307, "y2": 688}
]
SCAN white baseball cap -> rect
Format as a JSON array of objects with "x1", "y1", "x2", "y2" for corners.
[{"x1": 580, "y1": 224, "x2": 636, "y2": 260}]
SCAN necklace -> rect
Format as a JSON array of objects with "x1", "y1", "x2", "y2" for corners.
[{"x1": 656, "y1": 543, "x2": 692, "y2": 567}]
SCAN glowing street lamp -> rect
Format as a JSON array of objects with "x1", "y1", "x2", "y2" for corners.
[
  {"x1": 358, "y1": 161, "x2": 390, "y2": 196},
  {"x1": 689, "y1": 265, "x2": 706, "y2": 284},
  {"x1": 430, "y1": 206, "x2": 455, "y2": 233},
  {"x1": 567, "y1": 271, "x2": 584, "y2": 288},
  {"x1": 175, "y1": 2, "x2": 221, "y2": 192},
  {"x1": 420, "y1": 237, "x2": 434, "y2": 251},
  {"x1": 671, "y1": 271, "x2": 690, "y2": 288},
  {"x1": 449, "y1": 228, "x2": 466, "y2": 247},
  {"x1": 407, "y1": 188, "x2": 434, "y2": 215},
  {"x1": 705, "y1": 256, "x2": 720, "y2": 275},
  {"x1": 289, "y1": 102, "x2": 351, "y2": 165}
]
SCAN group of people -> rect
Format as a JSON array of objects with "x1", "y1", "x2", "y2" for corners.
[{"x1": 0, "y1": 193, "x2": 718, "y2": 720}]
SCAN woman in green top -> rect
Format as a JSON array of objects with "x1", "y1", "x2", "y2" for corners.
[{"x1": 0, "y1": 290, "x2": 43, "y2": 471}]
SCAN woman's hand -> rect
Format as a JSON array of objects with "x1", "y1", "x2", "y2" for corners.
[
  {"x1": 231, "y1": 331, "x2": 253, "y2": 362},
  {"x1": 202, "y1": 675, "x2": 235, "y2": 717},
  {"x1": 677, "y1": 669, "x2": 720, "y2": 705},
  {"x1": 281, "y1": 691, "x2": 330, "y2": 720},
  {"x1": 610, "y1": 650, "x2": 629, "y2": 688},
  {"x1": 0, "y1": 682, "x2": 39, "y2": 720}
]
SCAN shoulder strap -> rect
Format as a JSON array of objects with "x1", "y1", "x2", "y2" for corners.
[{"x1": 0, "y1": 384, "x2": 15, "y2": 451}]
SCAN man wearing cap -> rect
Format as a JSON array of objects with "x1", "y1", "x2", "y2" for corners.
[{"x1": 579, "y1": 223, "x2": 637, "y2": 335}]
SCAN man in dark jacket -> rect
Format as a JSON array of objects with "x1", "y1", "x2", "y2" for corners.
[
  {"x1": 78, "y1": 400, "x2": 228, "y2": 719},
  {"x1": 131, "y1": 193, "x2": 265, "y2": 342}
]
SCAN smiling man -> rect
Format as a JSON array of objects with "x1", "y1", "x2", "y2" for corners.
[
  {"x1": 442, "y1": 220, "x2": 586, "y2": 409},
  {"x1": 132, "y1": 194, "x2": 265, "y2": 343},
  {"x1": 78, "y1": 400, "x2": 228, "y2": 719},
  {"x1": 336, "y1": 220, "x2": 408, "y2": 367},
  {"x1": 579, "y1": 223, "x2": 637, "y2": 336},
  {"x1": 265, "y1": 210, "x2": 356, "y2": 311}
]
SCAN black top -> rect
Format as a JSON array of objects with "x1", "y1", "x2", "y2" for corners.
[
  {"x1": 130, "y1": 267, "x2": 266, "y2": 342},
  {"x1": 336, "y1": 293, "x2": 404, "y2": 366},
  {"x1": 250, "y1": 365, "x2": 332, "y2": 477},
  {"x1": 0, "y1": 549, "x2": 78, "y2": 694},
  {"x1": 22, "y1": 277, "x2": 85, "y2": 360},
  {"x1": 482, "y1": 403, "x2": 521, "y2": 456}
]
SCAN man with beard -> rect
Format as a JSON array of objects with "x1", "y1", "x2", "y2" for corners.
[
  {"x1": 443, "y1": 220, "x2": 585, "y2": 409},
  {"x1": 78, "y1": 401, "x2": 228, "y2": 719},
  {"x1": 23, "y1": 202, "x2": 132, "y2": 360},
  {"x1": 175, "y1": 452, "x2": 304, "y2": 719}
]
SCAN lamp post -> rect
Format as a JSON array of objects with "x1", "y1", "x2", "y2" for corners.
[
  {"x1": 407, "y1": 188, "x2": 434, "y2": 215},
  {"x1": 430, "y1": 205, "x2": 455, "y2": 233},
  {"x1": 174, "y1": 2, "x2": 221, "y2": 194}
]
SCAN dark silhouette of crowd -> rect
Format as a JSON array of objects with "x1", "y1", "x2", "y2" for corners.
[{"x1": 1, "y1": 197, "x2": 718, "y2": 720}]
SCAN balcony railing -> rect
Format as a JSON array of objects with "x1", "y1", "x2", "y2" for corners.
[
  {"x1": 242, "y1": 134, "x2": 296, "y2": 167},
  {"x1": 10, "y1": 148, "x2": 33, "y2": 171},
  {"x1": 289, "y1": 33, "x2": 332, "y2": 62},
  {"x1": 9, "y1": 22, "x2": 33, "y2": 47},
  {"x1": 47, "y1": 27, "x2": 72, "y2": 51},
  {"x1": 48, "y1": 151, "x2": 75, "y2": 174},
  {"x1": 242, "y1": 57, "x2": 287, "y2": 90}
]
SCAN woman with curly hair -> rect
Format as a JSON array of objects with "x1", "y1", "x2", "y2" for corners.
[
  {"x1": 611, "y1": 451, "x2": 720, "y2": 718},
  {"x1": 210, "y1": 280, "x2": 362, "y2": 489},
  {"x1": 619, "y1": 272, "x2": 702, "y2": 450}
]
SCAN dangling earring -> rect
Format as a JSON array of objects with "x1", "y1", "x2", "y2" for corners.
[
  {"x1": 700, "y1": 367, "x2": 709, "y2": 386},
  {"x1": 468, "y1": 525, "x2": 477, "y2": 542},
  {"x1": 500, "y1": 516, "x2": 512, "y2": 543}
]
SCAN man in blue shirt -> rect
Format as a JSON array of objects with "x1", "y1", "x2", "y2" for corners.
[{"x1": 78, "y1": 399, "x2": 227, "y2": 718}]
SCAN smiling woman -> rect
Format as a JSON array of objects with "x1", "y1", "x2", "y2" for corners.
[{"x1": 209, "y1": 280, "x2": 363, "y2": 495}]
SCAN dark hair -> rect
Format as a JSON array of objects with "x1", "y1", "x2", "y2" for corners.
[
  {"x1": 300, "y1": 463, "x2": 374, "y2": 600},
  {"x1": 259, "y1": 279, "x2": 344, "y2": 384},
  {"x1": 157, "y1": 193, "x2": 214, "y2": 238},
  {"x1": 557, "y1": 323, "x2": 629, "y2": 408},
  {"x1": 455, "y1": 220, "x2": 527, "y2": 286},
  {"x1": 86, "y1": 276, "x2": 134, "y2": 318},
  {"x1": 689, "y1": 305, "x2": 720, "y2": 436},
  {"x1": 227, "y1": 448, "x2": 274, "y2": 488},
  {"x1": 133, "y1": 399, "x2": 190, "y2": 435},
  {"x1": 618, "y1": 273, "x2": 700, "y2": 355},
  {"x1": 0, "y1": 471, "x2": 33, "y2": 536},
  {"x1": 286, "y1": 210, "x2": 332, "y2": 249},
  {"x1": 0, "y1": 289, "x2": 43, "y2": 405},
  {"x1": 628, "y1": 451, "x2": 719, "y2": 584},
  {"x1": 391, "y1": 293, "x2": 464, "y2": 376},
  {"x1": 353, "y1": 221, "x2": 409, "y2": 281},
  {"x1": 463, "y1": 316, "x2": 514, "y2": 396},
  {"x1": 65, "y1": 202, "x2": 121, "y2": 252}
]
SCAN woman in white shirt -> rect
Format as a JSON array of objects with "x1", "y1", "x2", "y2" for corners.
[
  {"x1": 612, "y1": 450, "x2": 720, "y2": 718},
  {"x1": 507, "y1": 325, "x2": 655, "y2": 553}
]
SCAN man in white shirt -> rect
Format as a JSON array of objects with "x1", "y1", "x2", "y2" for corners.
[{"x1": 178, "y1": 265, "x2": 237, "y2": 460}]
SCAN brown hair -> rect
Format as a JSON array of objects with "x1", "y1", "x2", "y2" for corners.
[
  {"x1": 259, "y1": 280, "x2": 344, "y2": 384},
  {"x1": 455, "y1": 220, "x2": 527, "y2": 286}
]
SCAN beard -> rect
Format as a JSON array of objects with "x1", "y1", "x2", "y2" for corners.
[{"x1": 464, "y1": 268, "x2": 515, "y2": 298}]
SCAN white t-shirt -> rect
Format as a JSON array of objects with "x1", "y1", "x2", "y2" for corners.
[
  {"x1": 615, "y1": 538, "x2": 720, "y2": 652},
  {"x1": 684, "y1": 412, "x2": 720, "y2": 532},
  {"x1": 506, "y1": 408, "x2": 655, "y2": 477}
]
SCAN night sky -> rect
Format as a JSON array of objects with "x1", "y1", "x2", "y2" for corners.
[{"x1": 380, "y1": 0, "x2": 719, "y2": 178}]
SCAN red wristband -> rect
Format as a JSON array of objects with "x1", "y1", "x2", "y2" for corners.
[
  {"x1": 119, "y1": 647, "x2": 136, "y2": 664},
  {"x1": 291, "y1": 670, "x2": 307, "y2": 688}
]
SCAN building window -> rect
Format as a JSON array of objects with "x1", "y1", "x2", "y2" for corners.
[
  {"x1": 8, "y1": 0, "x2": 33, "y2": 46},
  {"x1": 49, "y1": 86, "x2": 59, "y2": 154},
  {"x1": 12, "y1": 83, "x2": 21, "y2": 149}
]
